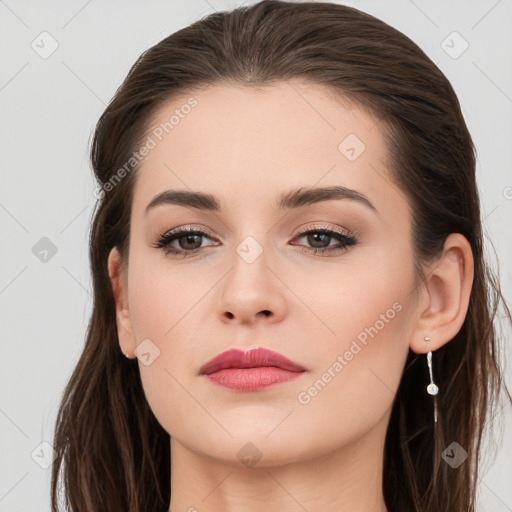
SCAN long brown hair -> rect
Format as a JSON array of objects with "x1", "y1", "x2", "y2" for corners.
[{"x1": 51, "y1": 1, "x2": 511, "y2": 510}]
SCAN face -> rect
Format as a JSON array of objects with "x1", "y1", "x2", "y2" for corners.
[{"x1": 113, "y1": 81, "x2": 421, "y2": 467}]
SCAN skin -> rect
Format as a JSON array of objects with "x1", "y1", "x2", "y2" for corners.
[{"x1": 108, "y1": 80, "x2": 474, "y2": 512}]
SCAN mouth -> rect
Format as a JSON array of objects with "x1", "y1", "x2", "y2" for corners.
[
  {"x1": 199, "y1": 347, "x2": 306, "y2": 374},
  {"x1": 199, "y1": 347, "x2": 307, "y2": 391}
]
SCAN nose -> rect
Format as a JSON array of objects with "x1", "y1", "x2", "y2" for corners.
[{"x1": 216, "y1": 241, "x2": 287, "y2": 326}]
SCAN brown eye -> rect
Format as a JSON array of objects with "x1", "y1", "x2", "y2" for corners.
[
  {"x1": 153, "y1": 227, "x2": 218, "y2": 257},
  {"x1": 175, "y1": 233, "x2": 203, "y2": 251},
  {"x1": 292, "y1": 227, "x2": 358, "y2": 255}
]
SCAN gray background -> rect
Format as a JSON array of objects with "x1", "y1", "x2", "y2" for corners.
[{"x1": 0, "y1": 0, "x2": 511, "y2": 510}]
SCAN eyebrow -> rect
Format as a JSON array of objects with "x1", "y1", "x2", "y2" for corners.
[{"x1": 144, "y1": 185, "x2": 379, "y2": 216}]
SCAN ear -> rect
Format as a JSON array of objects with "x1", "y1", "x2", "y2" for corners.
[
  {"x1": 107, "y1": 247, "x2": 137, "y2": 358},
  {"x1": 410, "y1": 233, "x2": 474, "y2": 354}
]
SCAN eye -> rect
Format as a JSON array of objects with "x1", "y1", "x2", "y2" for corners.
[
  {"x1": 152, "y1": 224, "x2": 359, "y2": 258},
  {"x1": 291, "y1": 224, "x2": 358, "y2": 255},
  {"x1": 152, "y1": 226, "x2": 219, "y2": 258}
]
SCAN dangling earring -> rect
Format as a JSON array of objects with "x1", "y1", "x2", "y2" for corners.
[{"x1": 425, "y1": 336, "x2": 438, "y2": 423}]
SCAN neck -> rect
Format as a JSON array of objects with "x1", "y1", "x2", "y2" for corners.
[{"x1": 168, "y1": 410, "x2": 390, "y2": 512}]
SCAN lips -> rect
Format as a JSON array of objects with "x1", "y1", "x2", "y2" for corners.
[{"x1": 199, "y1": 347, "x2": 306, "y2": 375}]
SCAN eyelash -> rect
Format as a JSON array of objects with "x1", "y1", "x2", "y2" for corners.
[{"x1": 152, "y1": 224, "x2": 358, "y2": 258}]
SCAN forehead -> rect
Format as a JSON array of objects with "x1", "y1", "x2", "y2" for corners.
[
  {"x1": 143, "y1": 80, "x2": 382, "y2": 156},
  {"x1": 131, "y1": 80, "x2": 402, "y2": 217}
]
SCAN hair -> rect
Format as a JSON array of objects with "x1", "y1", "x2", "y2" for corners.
[{"x1": 50, "y1": 1, "x2": 511, "y2": 511}]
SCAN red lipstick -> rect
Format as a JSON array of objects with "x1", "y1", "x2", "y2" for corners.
[{"x1": 199, "y1": 347, "x2": 307, "y2": 391}]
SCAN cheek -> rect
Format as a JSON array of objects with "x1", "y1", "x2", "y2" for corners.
[
  {"x1": 291, "y1": 251, "x2": 414, "y2": 405},
  {"x1": 127, "y1": 256, "x2": 204, "y2": 344},
  {"x1": 288, "y1": 282, "x2": 412, "y2": 452},
  {"x1": 126, "y1": 257, "x2": 216, "y2": 436},
  {"x1": 290, "y1": 247, "x2": 413, "y2": 350}
]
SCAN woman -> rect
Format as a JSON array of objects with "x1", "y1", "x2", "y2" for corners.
[{"x1": 50, "y1": 1, "x2": 511, "y2": 511}]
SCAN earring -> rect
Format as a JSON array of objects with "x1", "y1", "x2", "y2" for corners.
[
  {"x1": 124, "y1": 352, "x2": 134, "y2": 360},
  {"x1": 424, "y1": 336, "x2": 438, "y2": 423}
]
